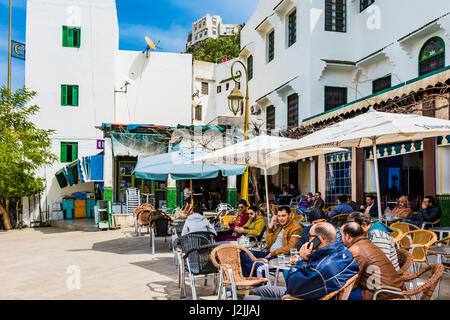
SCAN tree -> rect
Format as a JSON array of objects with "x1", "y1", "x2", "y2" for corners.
[
  {"x1": 0, "y1": 87, "x2": 56, "y2": 230},
  {"x1": 186, "y1": 33, "x2": 241, "y2": 63}
]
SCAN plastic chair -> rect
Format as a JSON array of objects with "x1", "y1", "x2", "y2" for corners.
[
  {"x1": 174, "y1": 233, "x2": 218, "y2": 299},
  {"x1": 289, "y1": 196, "x2": 301, "y2": 208},
  {"x1": 396, "y1": 229, "x2": 438, "y2": 273},
  {"x1": 282, "y1": 273, "x2": 359, "y2": 300},
  {"x1": 149, "y1": 217, "x2": 171, "y2": 255},
  {"x1": 421, "y1": 218, "x2": 441, "y2": 230},
  {"x1": 210, "y1": 243, "x2": 271, "y2": 300},
  {"x1": 372, "y1": 263, "x2": 445, "y2": 300},
  {"x1": 330, "y1": 214, "x2": 349, "y2": 227}
]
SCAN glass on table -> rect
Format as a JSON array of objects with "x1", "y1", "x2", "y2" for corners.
[
  {"x1": 278, "y1": 254, "x2": 286, "y2": 265},
  {"x1": 290, "y1": 248, "x2": 299, "y2": 264}
]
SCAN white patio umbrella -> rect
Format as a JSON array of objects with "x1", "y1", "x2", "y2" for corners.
[
  {"x1": 271, "y1": 107, "x2": 450, "y2": 220},
  {"x1": 193, "y1": 134, "x2": 346, "y2": 224}
]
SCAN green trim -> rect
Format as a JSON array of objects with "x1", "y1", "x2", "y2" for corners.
[
  {"x1": 167, "y1": 187, "x2": 177, "y2": 209},
  {"x1": 220, "y1": 74, "x2": 241, "y2": 84},
  {"x1": 437, "y1": 195, "x2": 450, "y2": 227},
  {"x1": 304, "y1": 65, "x2": 450, "y2": 124},
  {"x1": 418, "y1": 37, "x2": 445, "y2": 76},
  {"x1": 226, "y1": 188, "x2": 238, "y2": 209},
  {"x1": 61, "y1": 85, "x2": 79, "y2": 107},
  {"x1": 62, "y1": 26, "x2": 81, "y2": 48}
]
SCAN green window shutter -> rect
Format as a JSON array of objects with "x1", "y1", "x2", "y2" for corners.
[
  {"x1": 68, "y1": 28, "x2": 74, "y2": 47},
  {"x1": 62, "y1": 26, "x2": 68, "y2": 47},
  {"x1": 73, "y1": 28, "x2": 81, "y2": 48},
  {"x1": 72, "y1": 86, "x2": 79, "y2": 106},
  {"x1": 61, "y1": 142, "x2": 67, "y2": 163},
  {"x1": 61, "y1": 85, "x2": 68, "y2": 106},
  {"x1": 71, "y1": 143, "x2": 78, "y2": 161}
]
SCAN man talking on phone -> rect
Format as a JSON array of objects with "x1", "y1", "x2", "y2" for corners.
[{"x1": 244, "y1": 222, "x2": 359, "y2": 300}]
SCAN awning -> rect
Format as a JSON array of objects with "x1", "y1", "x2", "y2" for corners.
[
  {"x1": 303, "y1": 66, "x2": 450, "y2": 127},
  {"x1": 110, "y1": 132, "x2": 169, "y2": 157}
]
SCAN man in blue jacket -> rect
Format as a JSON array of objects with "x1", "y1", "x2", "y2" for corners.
[
  {"x1": 328, "y1": 195, "x2": 354, "y2": 219},
  {"x1": 244, "y1": 222, "x2": 360, "y2": 300}
]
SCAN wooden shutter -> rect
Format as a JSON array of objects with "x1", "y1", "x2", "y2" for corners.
[
  {"x1": 372, "y1": 75, "x2": 391, "y2": 94},
  {"x1": 61, "y1": 85, "x2": 68, "y2": 106},
  {"x1": 61, "y1": 142, "x2": 67, "y2": 163},
  {"x1": 266, "y1": 105, "x2": 275, "y2": 130},
  {"x1": 325, "y1": 0, "x2": 346, "y2": 32},
  {"x1": 248, "y1": 55, "x2": 253, "y2": 80},
  {"x1": 72, "y1": 86, "x2": 79, "y2": 106},
  {"x1": 62, "y1": 26, "x2": 68, "y2": 47},
  {"x1": 287, "y1": 94, "x2": 299, "y2": 128},
  {"x1": 325, "y1": 87, "x2": 347, "y2": 112},
  {"x1": 288, "y1": 10, "x2": 297, "y2": 47},
  {"x1": 268, "y1": 31, "x2": 275, "y2": 62},
  {"x1": 71, "y1": 143, "x2": 78, "y2": 161}
]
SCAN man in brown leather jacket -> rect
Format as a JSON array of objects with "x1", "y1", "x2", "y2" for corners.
[{"x1": 341, "y1": 222, "x2": 404, "y2": 300}]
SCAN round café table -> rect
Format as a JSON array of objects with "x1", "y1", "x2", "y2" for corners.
[{"x1": 269, "y1": 257, "x2": 292, "y2": 286}]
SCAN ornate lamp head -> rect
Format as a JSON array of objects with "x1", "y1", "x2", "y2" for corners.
[{"x1": 228, "y1": 86, "x2": 244, "y2": 116}]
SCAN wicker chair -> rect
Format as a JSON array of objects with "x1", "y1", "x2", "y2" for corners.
[
  {"x1": 390, "y1": 222, "x2": 421, "y2": 249},
  {"x1": 396, "y1": 248, "x2": 414, "y2": 276},
  {"x1": 323, "y1": 205, "x2": 336, "y2": 215},
  {"x1": 174, "y1": 233, "x2": 215, "y2": 298},
  {"x1": 396, "y1": 229, "x2": 438, "y2": 271},
  {"x1": 210, "y1": 243, "x2": 271, "y2": 300},
  {"x1": 421, "y1": 218, "x2": 441, "y2": 230},
  {"x1": 330, "y1": 213, "x2": 350, "y2": 227},
  {"x1": 372, "y1": 263, "x2": 445, "y2": 300},
  {"x1": 149, "y1": 217, "x2": 172, "y2": 255},
  {"x1": 391, "y1": 227, "x2": 403, "y2": 248},
  {"x1": 282, "y1": 273, "x2": 359, "y2": 300}
]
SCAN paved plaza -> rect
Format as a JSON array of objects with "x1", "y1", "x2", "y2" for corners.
[{"x1": 0, "y1": 226, "x2": 448, "y2": 300}]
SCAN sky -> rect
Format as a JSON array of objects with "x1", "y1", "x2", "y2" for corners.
[{"x1": 0, "y1": 0, "x2": 259, "y2": 92}]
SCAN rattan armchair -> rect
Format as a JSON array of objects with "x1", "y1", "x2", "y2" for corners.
[
  {"x1": 421, "y1": 218, "x2": 441, "y2": 230},
  {"x1": 396, "y1": 248, "x2": 414, "y2": 276},
  {"x1": 372, "y1": 263, "x2": 445, "y2": 300},
  {"x1": 210, "y1": 243, "x2": 271, "y2": 300},
  {"x1": 330, "y1": 213, "x2": 350, "y2": 227},
  {"x1": 282, "y1": 273, "x2": 359, "y2": 300},
  {"x1": 396, "y1": 229, "x2": 438, "y2": 271}
]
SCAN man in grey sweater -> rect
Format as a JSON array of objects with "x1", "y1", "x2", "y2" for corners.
[{"x1": 181, "y1": 208, "x2": 217, "y2": 236}]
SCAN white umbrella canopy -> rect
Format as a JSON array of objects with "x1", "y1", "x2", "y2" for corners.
[
  {"x1": 272, "y1": 108, "x2": 450, "y2": 220},
  {"x1": 193, "y1": 134, "x2": 346, "y2": 223}
]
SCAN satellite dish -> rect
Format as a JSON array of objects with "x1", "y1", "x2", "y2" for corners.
[{"x1": 145, "y1": 36, "x2": 156, "y2": 51}]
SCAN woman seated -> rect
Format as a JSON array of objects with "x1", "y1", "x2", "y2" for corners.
[{"x1": 391, "y1": 196, "x2": 413, "y2": 219}]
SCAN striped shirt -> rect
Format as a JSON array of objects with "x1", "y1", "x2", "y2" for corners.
[{"x1": 368, "y1": 229, "x2": 399, "y2": 270}]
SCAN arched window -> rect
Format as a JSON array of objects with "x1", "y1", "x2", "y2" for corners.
[{"x1": 419, "y1": 37, "x2": 445, "y2": 76}]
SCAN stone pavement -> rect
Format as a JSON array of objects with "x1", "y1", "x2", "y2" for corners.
[{"x1": 0, "y1": 226, "x2": 448, "y2": 300}]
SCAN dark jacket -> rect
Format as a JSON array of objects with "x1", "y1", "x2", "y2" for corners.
[
  {"x1": 410, "y1": 205, "x2": 441, "y2": 226},
  {"x1": 296, "y1": 219, "x2": 343, "y2": 250},
  {"x1": 285, "y1": 241, "x2": 360, "y2": 299},
  {"x1": 312, "y1": 198, "x2": 325, "y2": 210},
  {"x1": 361, "y1": 203, "x2": 378, "y2": 218}
]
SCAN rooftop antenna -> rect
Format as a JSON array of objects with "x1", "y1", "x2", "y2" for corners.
[{"x1": 143, "y1": 36, "x2": 156, "y2": 58}]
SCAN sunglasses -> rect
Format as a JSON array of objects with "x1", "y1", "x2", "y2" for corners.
[{"x1": 238, "y1": 206, "x2": 245, "y2": 209}]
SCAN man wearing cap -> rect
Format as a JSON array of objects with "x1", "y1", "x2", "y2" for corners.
[{"x1": 216, "y1": 199, "x2": 250, "y2": 241}]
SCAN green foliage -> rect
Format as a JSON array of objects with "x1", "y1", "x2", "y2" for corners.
[
  {"x1": 186, "y1": 33, "x2": 241, "y2": 63},
  {"x1": 0, "y1": 86, "x2": 57, "y2": 200}
]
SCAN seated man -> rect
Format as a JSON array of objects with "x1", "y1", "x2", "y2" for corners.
[
  {"x1": 244, "y1": 222, "x2": 359, "y2": 300},
  {"x1": 216, "y1": 199, "x2": 250, "y2": 241},
  {"x1": 346, "y1": 196, "x2": 360, "y2": 212},
  {"x1": 328, "y1": 195, "x2": 353, "y2": 220},
  {"x1": 311, "y1": 192, "x2": 325, "y2": 210},
  {"x1": 341, "y1": 222, "x2": 404, "y2": 300},
  {"x1": 360, "y1": 195, "x2": 378, "y2": 218},
  {"x1": 347, "y1": 212, "x2": 399, "y2": 270},
  {"x1": 405, "y1": 195, "x2": 441, "y2": 228},
  {"x1": 240, "y1": 206, "x2": 302, "y2": 277},
  {"x1": 217, "y1": 206, "x2": 266, "y2": 242},
  {"x1": 181, "y1": 207, "x2": 217, "y2": 237}
]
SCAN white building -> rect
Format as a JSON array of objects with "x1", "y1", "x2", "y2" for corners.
[
  {"x1": 187, "y1": 14, "x2": 241, "y2": 48},
  {"x1": 24, "y1": 0, "x2": 192, "y2": 225},
  {"x1": 240, "y1": 0, "x2": 450, "y2": 217}
]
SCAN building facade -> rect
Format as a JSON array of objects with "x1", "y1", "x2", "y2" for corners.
[
  {"x1": 187, "y1": 14, "x2": 241, "y2": 48},
  {"x1": 240, "y1": 0, "x2": 450, "y2": 224}
]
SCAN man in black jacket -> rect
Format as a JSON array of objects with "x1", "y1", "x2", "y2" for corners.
[
  {"x1": 360, "y1": 195, "x2": 378, "y2": 218},
  {"x1": 405, "y1": 195, "x2": 441, "y2": 228}
]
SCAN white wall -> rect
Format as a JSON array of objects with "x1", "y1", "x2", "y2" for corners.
[{"x1": 114, "y1": 51, "x2": 192, "y2": 126}]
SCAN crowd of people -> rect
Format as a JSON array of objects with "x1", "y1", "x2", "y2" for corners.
[{"x1": 176, "y1": 189, "x2": 442, "y2": 300}]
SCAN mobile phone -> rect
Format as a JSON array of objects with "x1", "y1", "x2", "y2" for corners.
[{"x1": 308, "y1": 236, "x2": 321, "y2": 251}]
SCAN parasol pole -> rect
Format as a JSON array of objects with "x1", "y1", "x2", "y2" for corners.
[
  {"x1": 190, "y1": 179, "x2": 194, "y2": 206},
  {"x1": 372, "y1": 137, "x2": 383, "y2": 221},
  {"x1": 264, "y1": 167, "x2": 271, "y2": 228}
]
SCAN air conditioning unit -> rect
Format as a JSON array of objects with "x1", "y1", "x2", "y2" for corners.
[{"x1": 251, "y1": 104, "x2": 262, "y2": 115}]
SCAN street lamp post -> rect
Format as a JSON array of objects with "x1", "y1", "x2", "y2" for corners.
[{"x1": 227, "y1": 60, "x2": 250, "y2": 204}]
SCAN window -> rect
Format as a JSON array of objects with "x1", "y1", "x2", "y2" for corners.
[
  {"x1": 61, "y1": 142, "x2": 78, "y2": 163},
  {"x1": 287, "y1": 93, "x2": 299, "y2": 128},
  {"x1": 325, "y1": 150, "x2": 352, "y2": 207},
  {"x1": 62, "y1": 26, "x2": 81, "y2": 48},
  {"x1": 61, "y1": 85, "x2": 79, "y2": 106},
  {"x1": 266, "y1": 105, "x2": 275, "y2": 130},
  {"x1": 360, "y1": 0, "x2": 375, "y2": 12},
  {"x1": 288, "y1": 9, "x2": 297, "y2": 47},
  {"x1": 248, "y1": 55, "x2": 253, "y2": 81},
  {"x1": 325, "y1": 86, "x2": 347, "y2": 112},
  {"x1": 419, "y1": 37, "x2": 445, "y2": 76},
  {"x1": 226, "y1": 83, "x2": 230, "y2": 91},
  {"x1": 325, "y1": 0, "x2": 346, "y2": 33},
  {"x1": 195, "y1": 105, "x2": 202, "y2": 121},
  {"x1": 217, "y1": 85, "x2": 222, "y2": 94},
  {"x1": 201, "y1": 82, "x2": 209, "y2": 95},
  {"x1": 372, "y1": 75, "x2": 391, "y2": 94},
  {"x1": 267, "y1": 30, "x2": 275, "y2": 62}
]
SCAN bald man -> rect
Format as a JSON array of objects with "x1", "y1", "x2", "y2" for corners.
[{"x1": 244, "y1": 222, "x2": 359, "y2": 300}]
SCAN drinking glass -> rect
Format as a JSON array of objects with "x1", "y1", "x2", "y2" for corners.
[
  {"x1": 278, "y1": 254, "x2": 286, "y2": 265},
  {"x1": 290, "y1": 248, "x2": 299, "y2": 265}
]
